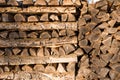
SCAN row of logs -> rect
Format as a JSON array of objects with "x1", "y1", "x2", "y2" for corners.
[
  {"x1": 0, "y1": 30, "x2": 76, "y2": 39},
  {"x1": 76, "y1": 0, "x2": 120, "y2": 80},
  {"x1": 0, "y1": 43, "x2": 78, "y2": 56},
  {"x1": 0, "y1": 63, "x2": 75, "y2": 73},
  {"x1": 0, "y1": 13, "x2": 76, "y2": 22},
  {"x1": 0, "y1": 0, "x2": 81, "y2": 6}
]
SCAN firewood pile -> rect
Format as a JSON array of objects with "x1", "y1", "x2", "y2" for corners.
[{"x1": 0, "y1": 0, "x2": 120, "y2": 80}]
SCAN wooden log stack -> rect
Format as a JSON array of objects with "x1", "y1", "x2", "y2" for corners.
[{"x1": 0, "y1": 0, "x2": 120, "y2": 80}]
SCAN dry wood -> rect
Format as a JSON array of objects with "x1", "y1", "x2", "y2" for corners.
[
  {"x1": 0, "y1": 31, "x2": 8, "y2": 38},
  {"x1": 59, "y1": 47, "x2": 66, "y2": 55},
  {"x1": 5, "y1": 48, "x2": 13, "y2": 56},
  {"x1": 15, "y1": 65, "x2": 21, "y2": 72},
  {"x1": 109, "y1": 63, "x2": 120, "y2": 73},
  {"x1": 59, "y1": 30, "x2": 66, "y2": 36},
  {"x1": 52, "y1": 30, "x2": 59, "y2": 38},
  {"x1": 22, "y1": 65, "x2": 33, "y2": 72},
  {"x1": 29, "y1": 48, "x2": 37, "y2": 56},
  {"x1": 33, "y1": 64, "x2": 45, "y2": 72},
  {"x1": 45, "y1": 65, "x2": 56, "y2": 72},
  {"x1": 34, "y1": 0, "x2": 46, "y2": 5},
  {"x1": 57, "y1": 63, "x2": 66, "y2": 72},
  {"x1": 40, "y1": 32, "x2": 51, "y2": 39},
  {"x1": 7, "y1": 0, "x2": 18, "y2": 6},
  {"x1": 48, "y1": 0, "x2": 59, "y2": 5},
  {"x1": 20, "y1": 49, "x2": 29, "y2": 56},
  {"x1": 0, "y1": 7, "x2": 76, "y2": 13},
  {"x1": 40, "y1": 14, "x2": 49, "y2": 23},
  {"x1": 50, "y1": 14, "x2": 59, "y2": 21},
  {"x1": 110, "y1": 52, "x2": 119, "y2": 63},
  {"x1": 67, "y1": 13, "x2": 76, "y2": 21},
  {"x1": 51, "y1": 48, "x2": 59, "y2": 56},
  {"x1": 27, "y1": 32, "x2": 38, "y2": 38},
  {"x1": 108, "y1": 19, "x2": 116, "y2": 27},
  {"x1": 0, "y1": 71, "x2": 74, "y2": 80},
  {"x1": 61, "y1": 14, "x2": 68, "y2": 22},
  {"x1": 4, "y1": 66, "x2": 10, "y2": 72},
  {"x1": 79, "y1": 39, "x2": 88, "y2": 47},
  {"x1": 44, "y1": 48, "x2": 50, "y2": 56},
  {"x1": 0, "y1": 67, "x2": 3, "y2": 74},
  {"x1": 98, "y1": 68, "x2": 109, "y2": 78},
  {"x1": 67, "y1": 62, "x2": 75, "y2": 72},
  {"x1": 109, "y1": 70, "x2": 119, "y2": 80},
  {"x1": 12, "y1": 48, "x2": 21, "y2": 55},
  {"x1": 0, "y1": 22, "x2": 77, "y2": 30},
  {"x1": 8, "y1": 31, "x2": 19, "y2": 39},
  {"x1": 63, "y1": 0, "x2": 73, "y2": 5},
  {"x1": 0, "y1": 50, "x2": 4, "y2": 56},
  {"x1": 28, "y1": 16, "x2": 39, "y2": 22},
  {"x1": 23, "y1": 0, "x2": 33, "y2": 5},
  {"x1": 19, "y1": 31, "x2": 27, "y2": 39},
  {"x1": 0, "y1": 54, "x2": 77, "y2": 65},
  {"x1": 0, "y1": 0, "x2": 6, "y2": 4},
  {"x1": 66, "y1": 30, "x2": 75, "y2": 36},
  {"x1": 37, "y1": 48, "x2": 44, "y2": 57},
  {"x1": 111, "y1": 11, "x2": 120, "y2": 22},
  {"x1": 63, "y1": 44, "x2": 75, "y2": 54},
  {"x1": 74, "y1": 48, "x2": 84, "y2": 56},
  {"x1": 14, "y1": 14, "x2": 26, "y2": 22},
  {"x1": 114, "y1": 31, "x2": 120, "y2": 40},
  {"x1": 2, "y1": 13, "x2": 14, "y2": 22},
  {"x1": 100, "y1": 53, "x2": 113, "y2": 63}
]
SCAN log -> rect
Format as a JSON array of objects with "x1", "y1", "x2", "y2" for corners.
[
  {"x1": 0, "y1": 67, "x2": 4, "y2": 74},
  {"x1": 51, "y1": 48, "x2": 59, "y2": 56},
  {"x1": 0, "y1": 0, "x2": 6, "y2": 5},
  {"x1": 8, "y1": 31, "x2": 19, "y2": 39},
  {"x1": 109, "y1": 70, "x2": 119, "y2": 80},
  {"x1": 67, "y1": 13, "x2": 76, "y2": 21},
  {"x1": 49, "y1": 14, "x2": 59, "y2": 21},
  {"x1": 48, "y1": 0, "x2": 59, "y2": 5},
  {"x1": 5, "y1": 48, "x2": 13, "y2": 56},
  {"x1": 59, "y1": 30, "x2": 66, "y2": 36},
  {"x1": 0, "y1": 7, "x2": 76, "y2": 13},
  {"x1": 108, "y1": 19, "x2": 116, "y2": 27},
  {"x1": 61, "y1": 14, "x2": 68, "y2": 22},
  {"x1": 23, "y1": 0, "x2": 33, "y2": 5},
  {"x1": 63, "y1": 44, "x2": 75, "y2": 54},
  {"x1": 0, "y1": 31, "x2": 8, "y2": 39},
  {"x1": 4, "y1": 66, "x2": 10, "y2": 72},
  {"x1": 59, "y1": 47, "x2": 66, "y2": 56},
  {"x1": 22, "y1": 65, "x2": 33, "y2": 72},
  {"x1": 67, "y1": 62, "x2": 75, "y2": 72},
  {"x1": 28, "y1": 16, "x2": 39, "y2": 22},
  {"x1": 20, "y1": 49, "x2": 29, "y2": 56},
  {"x1": 66, "y1": 30, "x2": 75, "y2": 36},
  {"x1": 33, "y1": 64, "x2": 45, "y2": 72},
  {"x1": 27, "y1": 32, "x2": 38, "y2": 38},
  {"x1": 0, "y1": 50, "x2": 4, "y2": 56},
  {"x1": 12, "y1": 48, "x2": 21, "y2": 55},
  {"x1": 111, "y1": 11, "x2": 120, "y2": 22},
  {"x1": 74, "y1": 48, "x2": 84, "y2": 56},
  {"x1": 15, "y1": 65, "x2": 21, "y2": 72},
  {"x1": 19, "y1": 31, "x2": 27, "y2": 39},
  {"x1": 114, "y1": 31, "x2": 120, "y2": 40},
  {"x1": 57, "y1": 63, "x2": 66, "y2": 72},
  {"x1": 52, "y1": 30, "x2": 59, "y2": 38},
  {"x1": 98, "y1": 68, "x2": 109, "y2": 78},
  {"x1": 63, "y1": 0, "x2": 73, "y2": 5},
  {"x1": 109, "y1": 63, "x2": 120, "y2": 72},
  {"x1": 29, "y1": 48, "x2": 37, "y2": 56},
  {"x1": 40, "y1": 13, "x2": 49, "y2": 21},
  {"x1": 0, "y1": 22, "x2": 77, "y2": 30},
  {"x1": 37, "y1": 48, "x2": 44, "y2": 57},
  {"x1": 44, "y1": 48, "x2": 50, "y2": 56},
  {"x1": 34, "y1": 0, "x2": 46, "y2": 5},
  {"x1": 7, "y1": 0, "x2": 19, "y2": 6},
  {"x1": 45, "y1": 65, "x2": 56, "y2": 72},
  {"x1": 0, "y1": 54, "x2": 77, "y2": 65},
  {"x1": 2, "y1": 13, "x2": 14, "y2": 22},
  {"x1": 14, "y1": 14, "x2": 26, "y2": 22},
  {"x1": 40, "y1": 32, "x2": 51, "y2": 39}
]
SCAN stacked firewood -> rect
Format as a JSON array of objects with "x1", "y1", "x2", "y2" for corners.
[
  {"x1": 0, "y1": 0, "x2": 81, "y2": 80},
  {"x1": 76, "y1": 0, "x2": 120, "y2": 80}
]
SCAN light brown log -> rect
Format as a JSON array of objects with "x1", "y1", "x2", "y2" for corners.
[
  {"x1": 48, "y1": 0, "x2": 59, "y2": 5},
  {"x1": 51, "y1": 48, "x2": 59, "y2": 56},
  {"x1": 67, "y1": 62, "x2": 75, "y2": 72},
  {"x1": 109, "y1": 63, "x2": 120, "y2": 72},
  {"x1": 0, "y1": 31, "x2": 8, "y2": 38},
  {"x1": 28, "y1": 16, "x2": 39, "y2": 22},
  {"x1": 23, "y1": 0, "x2": 33, "y2": 5},
  {"x1": 40, "y1": 32, "x2": 51, "y2": 39},
  {"x1": 108, "y1": 19, "x2": 116, "y2": 27},
  {"x1": 45, "y1": 65, "x2": 56, "y2": 72},
  {"x1": 114, "y1": 31, "x2": 120, "y2": 40},
  {"x1": 5, "y1": 48, "x2": 13, "y2": 56},
  {"x1": 59, "y1": 30, "x2": 66, "y2": 36},
  {"x1": 67, "y1": 13, "x2": 75, "y2": 21},
  {"x1": 57, "y1": 63, "x2": 66, "y2": 72},
  {"x1": 98, "y1": 68, "x2": 109, "y2": 78},
  {"x1": 95, "y1": 0, "x2": 107, "y2": 8},
  {"x1": 78, "y1": 18, "x2": 86, "y2": 27},
  {"x1": 73, "y1": 0, "x2": 81, "y2": 6},
  {"x1": 0, "y1": 0, "x2": 6, "y2": 4},
  {"x1": 82, "y1": 46, "x2": 92, "y2": 53},
  {"x1": 4, "y1": 66, "x2": 10, "y2": 72},
  {"x1": 40, "y1": 13, "x2": 49, "y2": 21},
  {"x1": 0, "y1": 54, "x2": 77, "y2": 65},
  {"x1": 0, "y1": 67, "x2": 4, "y2": 74},
  {"x1": 106, "y1": 28, "x2": 117, "y2": 34},
  {"x1": 2, "y1": 13, "x2": 14, "y2": 22},
  {"x1": 63, "y1": 44, "x2": 75, "y2": 54},
  {"x1": 63, "y1": 0, "x2": 73, "y2": 5},
  {"x1": 27, "y1": 32, "x2": 38, "y2": 38},
  {"x1": 66, "y1": 30, "x2": 75, "y2": 36},
  {"x1": 19, "y1": 31, "x2": 27, "y2": 39},
  {"x1": 20, "y1": 49, "x2": 29, "y2": 56},
  {"x1": 33, "y1": 64, "x2": 45, "y2": 72},
  {"x1": 0, "y1": 50, "x2": 4, "y2": 56},
  {"x1": 0, "y1": 22, "x2": 77, "y2": 30},
  {"x1": 61, "y1": 14, "x2": 68, "y2": 22},
  {"x1": 29, "y1": 48, "x2": 37, "y2": 56},
  {"x1": 102, "y1": 36, "x2": 112, "y2": 47},
  {"x1": 59, "y1": 47, "x2": 66, "y2": 55},
  {"x1": 52, "y1": 30, "x2": 59, "y2": 38},
  {"x1": 100, "y1": 53, "x2": 113, "y2": 63},
  {"x1": 34, "y1": 0, "x2": 46, "y2": 5},
  {"x1": 109, "y1": 70, "x2": 119, "y2": 80},
  {"x1": 22, "y1": 65, "x2": 33, "y2": 72},
  {"x1": 12, "y1": 48, "x2": 21, "y2": 55},
  {"x1": 37, "y1": 48, "x2": 44, "y2": 57},
  {"x1": 74, "y1": 48, "x2": 84, "y2": 56},
  {"x1": 111, "y1": 11, "x2": 120, "y2": 22},
  {"x1": 44, "y1": 48, "x2": 50, "y2": 56},
  {"x1": 83, "y1": 14, "x2": 92, "y2": 21},
  {"x1": 0, "y1": 7, "x2": 76, "y2": 13},
  {"x1": 7, "y1": 0, "x2": 18, "y2": 6},
  {"x1": 0, "y1": 71, "x2": 74, "y2": 80},
  {"x1": 15, "y1": 65, "x2": 21, "y2": 72},
  {"x1": 79, "y1": 39, "x2": 88, "y2": 47},
  {"x1": 8, "y1": 32, "x2": 19, "y2": 39},
  {"x1": 50, "y1": 14, "x2": 59, "y2": 21},
  {"x1": 14, "y1": 14, "x2": 26, "y2": 22}
]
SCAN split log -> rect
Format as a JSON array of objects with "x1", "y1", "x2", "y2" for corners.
[
  {"x1": 0, "y1": 54, "x2": 77, "y2": 65},
  {"x1": 102, "y1": 36, "x2": 112, "y2": 47},
  {"x1": 8, "y1": 31, "x2": 19, "y2": 39},
  {"x1": 0, "y1": 7, "x2": 76, "y2": 13},
  {"x1": 110, "y1": 52, "x2": 119, "y2": 63},
  {"x1": 59, "y1": 47, "x2": 66, "y2": 55},
  {"x1": 0, "y1": 0, "x2": 6, "y2": 5},
  {"x1": 63, "y1": 44, "x2": 75, "y2": 54},
  {"x1": 44, "y1": 48, "x2": 50, "y2": 56},
  {"x1": 0, "y1": 67, "x2": 4, "y2": 74},
  {"x1": 51, "y1": 48, "x2": 59, "y2": 56},
  {"x1": 61, "y1": 14, "x2": 68, "y2": 22},
  {"x1": 0, "y1": 31, "x2": 8, "y2": 38},
  {"x1": 7, "y1": 0, "x2": 19, "y2": 6},
  {"x1": 20, "y1": 49, "x2": 29, "y2": 56},
  {"x1": 98, "y1": 68, "x2": 109, "y2": 78},
  {"x1": 37, "y1": 48, "x2": 44, "y2": 57},
  {"x1": 109, "y1": 70, "x2": 119, "y2": 80},
  {"x1": 63, "y1": 0, "x2": 73, "y2": 5},
  {"x1": 111, "y1": 11, "x2": 120, "y2": 22},
  {"x1": 27, "y1": 32, "x2": 38, "y2": 38},
  {"x1": 15, "y1": 65, "x2": 21, "y2": 72},
  {"x1": 79, "y1": 39, "x2": 88, "y2": 47},
  {"x1": 49, "y1": 14, "x2": 59, "y2": 21},
  {"x1": 0, "y1": 50, "x2": 4, "y2": 56},
  {"x1": 2, "y1": 13, "x2": 14, "y2": 22},
  {"x1": 78, "y1": 18, "x2": 86, "y2": 27},
  {"x1": 52, "y1": 30, "x2": 59, "y2": 38},
  {"x1": 67, "y1": 62, "x2": 75, "y2": 72},
  {"x1": 0, "y1": 22, "x2": 78, "y2": 30},
  {"x1": 34, "y1": 0, "x2": 46, "y2": 5},
  {"x1": 67, "y1": 13, "x2": 76, "y2": 21},
  {"x1": 19, "y1": 31, "x2": 27, "y2": 39},
  {"x1": 73, "y1": 0, "x2": 81, "y2": 6},
  {"x1": 48, "y1": 0, "x2": 59, "y2": 5},
  {"x1": 57, "y1": 63, "x2": 66, "y2": 72},
  {"x1": 22, "y1": 65, "x2": 33, "y2": 72},
  {"x1": 95, "y1": 0, "x2": 107, "y2": 9},
  {"x1": 14, "y1": 14, "x2": 26, "y2": 22},
  {"x1": 40, "y1": 32, "x2": 51, "y2": 39},
  {"x1": 23, "y1": 0, "x2": 33, "y2": 5},
  {"x1": 33, "y1": 64, "x2": 45, "y2": 72},
  {"x1": 59, "y1": 30, "x2": 66, "y2": 36},
  {"x1": 108, "y1": 19, "x2": 116, "y2": 27},
  {"x1": 0, "y1": 36, "x2": 77, "y2": 47},
  {"x1": 12, "y1": 48, "x2": 21, "y2": 55},
  {"x1": 74, "y1": 48, "x2": 84, "y2": 56},
  {"x1": 5, "y1": 48, "x2": 13, "y2": 56},
  {"x1": 114, "y1": 31, "x2": 120, "y2": 40},
  {"x1": 45, "y1": 65, "x2": 56, "y2": 72},
  {"x1": 109, "y1": 63, "x2": 120, "y2": 72},
  {"x1": 100, "y1": 53, "x2": 113, "y2": 63},
  {"x1": 28, "y1": 16, "x2": 39, "y2": 22},
  {"x1": 106, "y1": 28, "x2": 117, "y2": 34},
  {"x1": 40, "y1": 13, "x2": 49, "y2": 21},
  {"x1": 4, "y1": 66, "x2": 10, "y2": 72},
  {"x1": 66, "y1": 30, "x2": 75, "y2": 37},
  {"x1": 29, "y1": 48, "x2": 37, "y2": 56}
]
